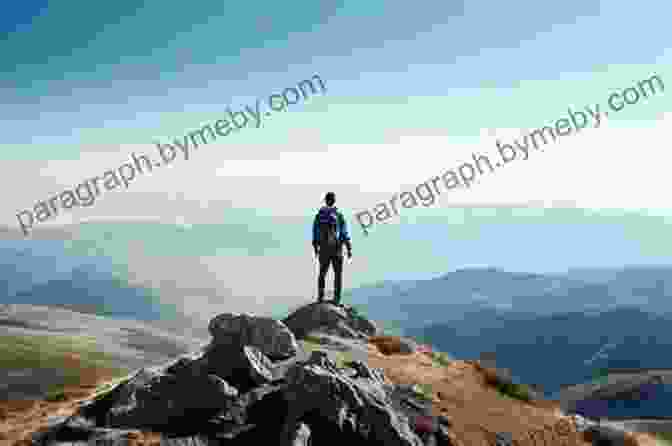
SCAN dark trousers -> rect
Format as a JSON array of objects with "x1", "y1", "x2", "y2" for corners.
[{"x1": 317, "y1": 253, "x2": 344, "y2": 303}]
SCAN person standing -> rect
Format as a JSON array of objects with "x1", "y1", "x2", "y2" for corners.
[{"x1": 312, "y1": 192, "x2": 352, "y2": 305}]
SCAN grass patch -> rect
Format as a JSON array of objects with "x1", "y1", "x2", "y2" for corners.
[
  {"x1": 302, "y1": 334, "x2": 326, "y2": 345},
  {"x1": 90, "y1": 375, "x2": 132, "y2": 401},
  {"x1": 481, "y1": 365, "x2": 533, "y2": 402},
  {"x1": 44, "y1": 389, "x2": 68, "y2": 402},
  {"x1": 299, "y1": 340, "x2": 354, "y2": 369},
  {"x1": 0, "y1": 333, "x2": 129, "y2": 398},
  {"x1": 494, "y1": 381, "x2": 533, "y2": 402},
  {"x1": 0, "y1": 333, "x2": 114, "y2": 369},
  {"x1": 411, "y1": 383, "x2": 435, "y2": 402},
  {"x1": 655, "y1": 432, "x2": 672, "y2": 445},
  {"x1": 429, "y1": 351, "x2": 452, "y2": 367}
]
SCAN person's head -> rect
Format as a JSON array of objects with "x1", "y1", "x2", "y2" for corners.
[{"x1": 324, "y1": 192, "x2": 336, "y2": 206}]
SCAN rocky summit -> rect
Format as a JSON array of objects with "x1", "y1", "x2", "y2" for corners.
[
  {"x1": 10, "y1": 302, "x2": 655, "y2": 446},
  {"x1": 25, "y1": 303, "x2": 455, "y2": 446}
]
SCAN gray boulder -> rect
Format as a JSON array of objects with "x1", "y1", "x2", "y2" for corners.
[
  {"x1": 204, "y1": 344, "x2": 275, "y2": 391},
  {"x1": 395, "y1": 337, "x2": 419, "y2": 354},
  {"x1": 30, "y1": 425, "x2": 148, "y2": 446},
  {"x1": 33, "y1": 430, "x2": 217, "y2": 446},
  {"x1": 162, "y1": 436, "x2": 218, "y2": 446},
  {"x1": 208, "y1": 313, "x2": 298, "y2": 360},
  {"x1": 164, "y1": 351, "x2": 210, "y2": 377},
  {"x1": 101, "y1": 367, "x2": 239, "y2": 429},
  {"x1": 282, "y1": 302, "x2": 378, "y2": 340},
  {"x1": 287, "y1": 422, "x2": 312, "y2": 446},
  {"x1": 585, "y1": 425, "x2": 633, "y2": 446},
  {"x1": 347, "y1": 309, "x2": 378, "y2": 337},
  {"x1": 494, "y1": 432, "x2": 515, "y2": 446},
  {"x1": 279, "y1": 350, "x2": 424, "y2": 446}
]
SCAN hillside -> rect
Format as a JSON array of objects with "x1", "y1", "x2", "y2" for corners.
[
  {"x1": 344, "y1": 267, "x2": 672, "y2": 331},
  {"x1": 345, "y1": 266, "x2": 672, "y2": 419},
  {"x1": 407, "y1": 306, "x2": 672, "y2": 403},
  {"x1": 1, "y1": 303, "x2": 656, "y2": 446},
  {"x1": 0, "y1": 304, "x2": 208, "y2": 401},
  {"x1": 0, "y1": 241, "x2": 207, "y2": 339}
]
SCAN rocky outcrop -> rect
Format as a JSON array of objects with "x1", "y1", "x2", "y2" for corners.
[
  {"x1": 27, "y1": 304, "x2": 448, "y2": 446},
  {"x1": 208, "y1": 313, "x2": 298, "y2": 360},
  {"x1": 280, "y1": 350, "x2": 423, "y2": 446},
  {"x1": 583, "y1": 425, "x2": 640, "y2": 446},
  {"x1": 90, "y1": 366, "x2": 239, "y2": 430},
  {"x1": 281, "y1": 302, "x2": 378, "y2": 340},
  {"x1": 203, "y1": 344, "x2": 276, "y2": 391}
]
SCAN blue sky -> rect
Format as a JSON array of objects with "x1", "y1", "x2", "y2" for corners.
[{"x1": 1, "y1": 0, "x2": 670, "y2": 319}]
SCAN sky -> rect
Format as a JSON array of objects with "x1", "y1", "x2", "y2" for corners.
[{"x1": 1, "y1": 0, "x2": 671, "y2": 320}]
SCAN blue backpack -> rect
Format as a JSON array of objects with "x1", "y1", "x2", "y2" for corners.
[{"x1": 317, "y1": 207, "x2": 340, "y2": 252}]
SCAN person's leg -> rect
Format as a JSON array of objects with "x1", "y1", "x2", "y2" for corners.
[
  {"x1": 332, "y1": 255, "x2": 344, "y2": 305},
  {"x1": 317, "y1": 253, "x2": 331, "y2": 302}
]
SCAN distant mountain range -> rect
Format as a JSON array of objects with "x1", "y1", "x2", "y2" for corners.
[
  {"x1": 0, "y1": 241, "x2": 206, "y2": 338},
  {"x1": 345, "y1": 266, "x2": 672, "y2": 331},
  {"x1": 2, "y1": 261, "x2": 168, "y2": 322},
  {"x1": 346, "y1": 266, "x2": 672, "y2": 417},
  {"x1": 407, "y1": 307, "x2": 672, "y2": 394}
]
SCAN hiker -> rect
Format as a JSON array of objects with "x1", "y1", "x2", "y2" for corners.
[{"x1": 312, "y1": 192, "x2": 352, "y2": 305}]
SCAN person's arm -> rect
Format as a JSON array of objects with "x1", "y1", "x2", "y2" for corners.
[
  {"x1": 312, "y1": 213, "x2": 320, "y2": 255},
  {"x1": 339, "y1": 212, "x2": 352, "y2": 255}
]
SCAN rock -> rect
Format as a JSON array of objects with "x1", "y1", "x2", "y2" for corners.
[
  {"x1": 390, "y1": 384, "x2": 434, "y2": 416},
  {"x1": 213, "y1": 423, "x2": 258, "y2": 441},
  {"x1": 568, "y1": 414, "x2": 595, "y2": 433},
  {"x1": 162, "y1": 435, "x2": 216, "y2": 446},
  {"x1": 210, "y1": 382, "x2": 288, "y2": 427},
  {"x1": 280, "y1": 350, "x2": 424, "y2": 446},
  {"x1": 63, "y1": 414, "x2": 96, "y2": 430},
  {"x1": 480, "y1": 365, "x2": 514, "y2": 387},
  {"x1": 242, "y1": 345, "x2": 275, "y2": 385},
  {"x1": 204, "y1": 344, "x2": 274, "y2": 391},
  {"x1": 436, "y1": 424, "x2": 455, "y2": 446},
  {"x1": 344, "y1": 307, "x2": 378, "y2": 335},
  {"x1": 29, "y1": 424, "x2": 171, "y2": 446},
  {"x1": 585, "y1": 425, "x2": 637, "y2": 446},
  {"x1": 208, "y1": 313, "x2": 298, "y2": 360},
  {"x1": 437, "y1": 414, "x2": 452, "y2": 428},
  {"x1": 269, "y1": 346, "x2": 312, "y2": 382},
  {"x1": 100, "y1": 367, "x2": 238, "y2": 430},
  {"x1": 332, "y1": 320, "x2": 369, "y2": 339},
  {"x1": 370, "y1": 336, "x2": 418, "y2": 355},
  {"x1": 207, "y1": 383, "x2": 290, "y2": 445},
  {"x1": 286, "y1": 422, "x2": 312, "y2": 446},
  {"x1": 494, "y1": 431, "x2": 515, "y2": 446},
  {"x1": 282, "y1": 302, "x2": 378, "y2": 341},
  {"x1": 421, "y1": 431, "x2": 439, "y2": 446},
  {"x1": 165, "y1": 353, "x2": 209, "y2": 377}
]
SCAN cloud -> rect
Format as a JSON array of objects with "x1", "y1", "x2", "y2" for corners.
[{"x1": 5, "y1": 109, "x2": 670, "y2": 234}]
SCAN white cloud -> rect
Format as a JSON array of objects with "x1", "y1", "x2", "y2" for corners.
[
  {"x1": 3, "y1": 110, "x2": 670, "y2": 230},
  {"x1": 214, "y1": 111, "x2": 671, "y2": 213}
]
